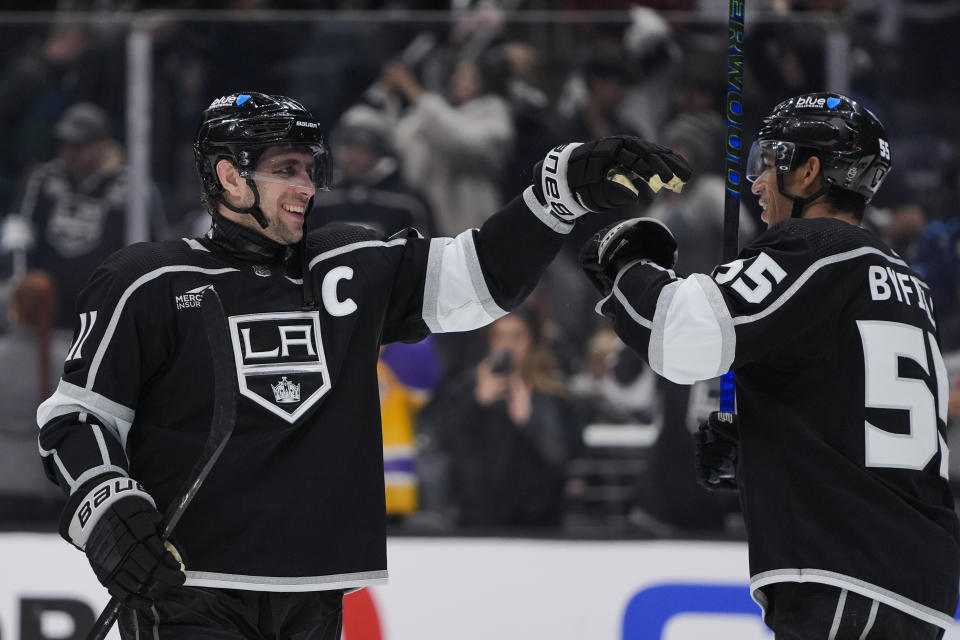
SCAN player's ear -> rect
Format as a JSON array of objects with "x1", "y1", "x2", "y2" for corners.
[
  {"x1": 799, "y1": 155, "x2": 822, "y2": 192},
  {"x1": 216, "y1": 159, "x2": 244, "y2": 198}
]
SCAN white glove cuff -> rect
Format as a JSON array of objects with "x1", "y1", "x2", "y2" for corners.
[
  {"x1": 540, "y1": 142, "x2": 591, "y2": 222},
  {"x1": 66, "y1": 476, "x2": 155, "y2": 550},
  {"x1": 523, "y1": 186, "x2": 574, "y2": 234}
]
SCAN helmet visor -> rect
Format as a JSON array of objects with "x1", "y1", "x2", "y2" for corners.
[
  {"x1": 745, "y1": 139, "x2": 797, "y2": 183},
  {"x1": 239, "y1": 143, "x2": 332, "y2": 191}
]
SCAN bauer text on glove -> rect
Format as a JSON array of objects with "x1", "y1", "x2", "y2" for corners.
[{"x1": 60, "y1": 474, "x2": 185, "y2": 611}]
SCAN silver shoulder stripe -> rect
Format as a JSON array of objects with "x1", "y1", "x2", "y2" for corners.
[
  {"x1": 183, "y1": 238, "x2": 210, "y2": 252},
  {"x1": 86, "y1": 266, "x2": 238, "y2": 389},
  {"x1": 733, "y1": 247, "x2": 910, "y2": 326},
  {"x1": 307, "y1": 238, "x2": 408, "y2": 271}
]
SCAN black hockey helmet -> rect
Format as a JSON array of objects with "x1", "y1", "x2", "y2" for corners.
[
  {"x1": 194, "y1": 91, "x2": 331, "y2": 226},
  {"x1": 746, "y1": 93, "x2": 891, "y2": 216}
]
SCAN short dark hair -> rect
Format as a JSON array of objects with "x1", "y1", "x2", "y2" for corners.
[
  {"x1": 795, "y1": 147, "x2": 867, "y2": 221},
  {"x1": 823, "y1": 185, "x2": 867, "y2": 221}
]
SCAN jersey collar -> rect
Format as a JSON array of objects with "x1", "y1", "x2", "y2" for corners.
[{"x1": 207, "y1": 213, "x2": 293, "y2": 264}]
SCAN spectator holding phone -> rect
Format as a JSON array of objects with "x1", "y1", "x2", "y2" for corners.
[{"x1": 420, "y1": 307, "x2": 580, "y2": 529}]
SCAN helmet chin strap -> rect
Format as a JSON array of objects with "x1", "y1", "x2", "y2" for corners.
[
  {"x1": 217, "y1": 178, "x2": 270, "y2": 228},
  {"x1": 776, "y1": 173, "x2": 830, "y2": 218},
  {"x1": 299, "y1": 195, "x2": 317, "y2": 311}
]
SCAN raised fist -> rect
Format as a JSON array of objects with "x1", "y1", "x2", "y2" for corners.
[{"x1": 532, "y1": 136, "x2": 693, "y2": 226}]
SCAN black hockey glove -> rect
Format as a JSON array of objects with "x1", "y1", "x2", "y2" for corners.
[
  {"x1": 532, "y1": 136, "x2": 693, "y2": 226},
  {"x1": 60, "y1": 475, "x2": 185, "y2": 611},
  {"x1": 693, "y1": 411, "x2": 740, "y2": 492},
  {"x1": 579, "y1": 217, "x2": 678, "y2": 296}
]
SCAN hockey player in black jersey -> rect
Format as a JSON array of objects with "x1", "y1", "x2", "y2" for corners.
[
  {"x1": 35, "y1": 91, "x2": 691, "y2": 639},
  {"x1": 581, "y1": 93, "x2": 960, "y2": 638}
]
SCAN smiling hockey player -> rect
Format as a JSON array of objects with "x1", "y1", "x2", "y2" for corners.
[{"x1": 581, "y1": 93, "x2": 959, "y2": 638}]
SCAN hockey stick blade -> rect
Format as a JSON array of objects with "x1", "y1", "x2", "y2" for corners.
[{"x1": 86, "y1": 286, "x2": 237, "y2": 640}]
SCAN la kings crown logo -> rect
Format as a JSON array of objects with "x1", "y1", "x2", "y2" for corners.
[
  {"x1": 228, "y1": 311, "x2": 331, "y2": 422},
  {"x1": 271, "y1": 377, "x2": 300, "y2": 403}
]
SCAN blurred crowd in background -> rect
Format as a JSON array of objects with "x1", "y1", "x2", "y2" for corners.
[{"x1": 2, "y1": 0, "x2": 960, "y2": 539}]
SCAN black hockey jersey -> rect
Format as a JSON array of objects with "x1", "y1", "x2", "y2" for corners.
[
  {"x1": 37, "y1": 189, "x2": 566, "y2": 592},
  {"x1": 600, "y1": 217, "x2": 959, "y2": 628}
]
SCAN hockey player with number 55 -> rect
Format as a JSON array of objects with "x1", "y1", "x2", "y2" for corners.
[
  {"x1": 36, "y1": 91, "x2": 691, "y2": 639},
  {"x1": 580, "y1": 93, "x2": 959, "y2": 638}
]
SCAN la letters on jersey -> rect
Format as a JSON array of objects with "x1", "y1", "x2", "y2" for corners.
[
  {"x1": 227, "y1": 310, "x2": 332, "y2": 423},
  {"x1": 867, "y1": 265, "x2": 936, "y2": 327}
]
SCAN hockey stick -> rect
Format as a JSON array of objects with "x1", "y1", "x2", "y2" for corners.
[
  {"x1": 85, "y1": 287, "x2": 238, "y2": 640},
  {"x1": 719, "y1": 0, "x2": 745, "y2": 417}
]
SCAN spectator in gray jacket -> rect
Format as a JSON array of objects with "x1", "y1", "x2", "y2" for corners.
[{"x1": 380, "y1": 47, "x2": 514, "y2": 236}]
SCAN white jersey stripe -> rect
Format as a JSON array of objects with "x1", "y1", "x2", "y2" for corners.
[
  {"x1": 827, "y1": 589, "x2": 848, "y2": 640},
  {"x1": 611, "y1": 286, "x2": 652, "y2": 329},
  {"x1": 696, "y1": 273, "x2": 737, "y2": 373},
  {"x1": 858, "y1": 599, "x2": 879, "y2": 640},
  {"x1": 307, "y1": 238, "x2": 408, "y2": 270},
  {"x1": 643, "y1": 247, "x2": 907, "y2": 384},
  {"x1": 733, "y1": 246, "x2": 909, "y2": 327},
  {"x1": 462, "y1": 230, "x2": 506, "y2": 322},
  {"x1": 422, "y1": 231, "x2": 506, "y2": 333},
  {"x1": 751, "y1": 568, "x2": 954, "y2": 629},
  {"x1": 52, "y1": 453, "x2": 75, "y2": 491},
  {"x1": 73, "y1": 310, "x2": 97, "y2": 361},
  {"x1": 38, "y1": 379, "x2": 135, "y2": 448},
  {"x1": 648, "y1": 280, "x2": 679, "y2": 377},
  {"x1": 184, "y1": 569, "x2": 388, "y2": 592},
  {"x1": 652, "y1": 275, "x2": 731, "y2": 384},
  {"x1": 607, "y1": 258, "x2": 679, "y2": 329},
  {"x1": 183, "y1": 238, "x2": 209, "y2": 252},
  {"x1": 86, "y1": 267, "x2": 238, "y2": 388},
  {"x1": 609, "y1": 260, "x2": 657, "y2": 328},
  {"x1": 939, "y1": 433, "x2": 950, "y2": 480},
  {"x1": 66, "y1": 312, "x2": 89, "y2": 361},
  {"x1": 91, "y1": 424, "x2": 111, "y2": 465}
]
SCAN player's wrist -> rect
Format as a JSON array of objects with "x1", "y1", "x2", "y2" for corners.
[
  {"x1": 522, "y1": 185, "x2": 575, "y2": 234},
  {"x1": 60, "y1": 473, "x2": 156, "y2": 551},
  {"x1": 533, "y1": 143, "x2": 590, "y2": 223}
]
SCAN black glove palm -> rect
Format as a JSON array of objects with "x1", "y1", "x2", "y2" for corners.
[
  {"x1": 693, "y1": 411, "x2": 740, "y2": 491},
  {"x1": 85, "y1": 497, "x2": 186, "y2": 611}
]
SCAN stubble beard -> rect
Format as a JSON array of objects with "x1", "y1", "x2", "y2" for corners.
[{"x1": 261, "y1": 210, "x2": 304, "y2": 246}]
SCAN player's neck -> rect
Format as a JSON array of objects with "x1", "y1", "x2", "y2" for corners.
[
  {"x1": 208, "y1": 213, "x2": 292, "y2": 263},
  {"x1": 802, "y1": 204, "x2": 859, "y2": 226}
]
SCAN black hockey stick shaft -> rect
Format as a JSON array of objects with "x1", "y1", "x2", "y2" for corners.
[
  {"x1": 720, "y1": 0, "x2": 745, "y2": 415},
  {"x1": 86, "y1": 287, "x2": 237, "y2": 640}
]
